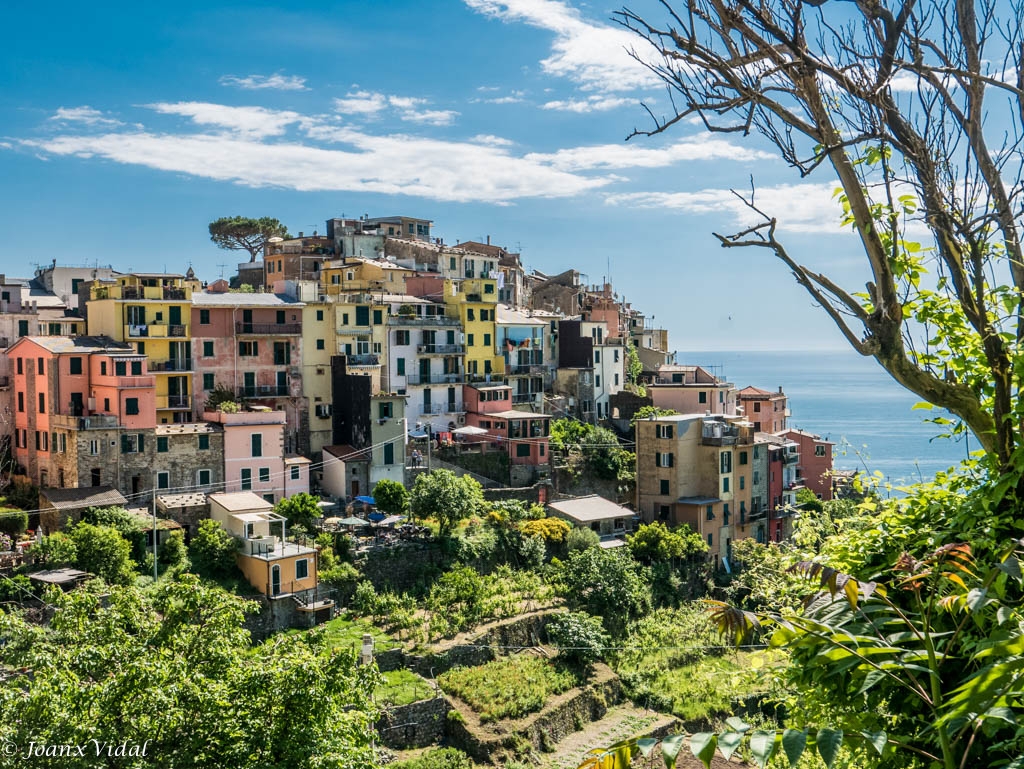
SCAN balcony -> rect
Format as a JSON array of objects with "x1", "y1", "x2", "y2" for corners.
[
  {"x1": 406, "y1": 372, "x2": 465, "y2": 385},
  {"x1": 346, "y1": 354, "x2": 380, "y2": 367},
  {"x1": 420, "y1": 402, "x2": 464, "y2": 415},
  {"x1": 235, "y1": 322, "x2": 302, "y2": 335},
  {"x1": 148, "y1": 359, "x2": 192, "y2": 372},
  {"x1": 784, "y1": 452, "x2": 799, "y2": 464},
  {"x1": 103, "y1": 285, "x2": 191, "y2": 301},
  {"x1": 239, "y1": 385, "x2": 290, "y2": 398},
  {"x1": 417, "y1": 343, "x2": 465, "y2": 355},
  {"x1": 125, "y1": 323, "x2": 189, "y2": 339},
  {"x1": 512, "y1": 392, "x2": 541, "y2": 405},
  {"x1": 388, "y1": 314, "x2": 461, "y2": 327},
  {"x1": 51, "y1": 413, "x2": 120, "y2": 430},
  {"x1": 157, "y1": 394, "x2": 191, "y2": 410},
  {"x1": 506, "y1": 363, "x2": 546, "y2": 375}
]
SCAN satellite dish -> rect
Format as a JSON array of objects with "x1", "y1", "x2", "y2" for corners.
[{"x1": 268, "y1": 237, "x2": 285, "y2": 243}]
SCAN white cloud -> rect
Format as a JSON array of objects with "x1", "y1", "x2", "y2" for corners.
[
  {"x1": 332, "y1": 91, "x2": 459, "y2": 125},
  {"x1": 219, "y1": 73, "x2": 308, "y2": 91},
  {"x1": 530, "y1": 135, "x2": 773, "y2": 171},
  {"x1": 147, "y1": 102, "x2": 314, "y2": 139},
  {"x1": 401, "y1": 108, "x2": 460, "y2": 126},
  {"x1": 605, "y1": 182, "x2": 845, "y2": 233},
  {"x1": 486, "y1": 94, "x2": 526, "y2": 104},
  {"x1": 541, "y1": 95, "x2": 634, "y2": 112},
  {"x1": 476, "y1": 85, "x2": 502, "y2": 92},
  {"x1": 49, "y1": 106, "x2": 123, "y2": 127},
  {"x1": 470, "y1": 134, "x2": 515, "y2": 146},
  {"x1": 333, "y1": 90, "x2": 389, "y2": 115},
  {"x1": 464, "y1": 0, "x2": 657, "y2": 92}
]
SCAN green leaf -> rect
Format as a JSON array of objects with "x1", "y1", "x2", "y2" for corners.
[
  {"x1": 689, "y1": 733, "x2": 717, "y2": 769},
  {"x1": 637, "y1": 738, "x2": 658, "y2": 757},
  {"x1": 749, "y1": 730, "x2": 778, "y2": 769},
  {"x1": 782, "y1": 729, "x2": 807, "y2": 766},
  {"x1": 911, "y1": 401, "x2": 935, "y2": 410},
  {"x1": 718, "y1": 731, "x2": 744, "y2": 762},
  {"x1": 983, "y1": 706, "x2": 1016, "y2": 725},
  {"x1": 816, "y1": 728, "x2": 844, "y2": 769},
  {"x1": 662, "y1": 734, "x2": 685, "y2": 769},
  {"x1": 725, "y1": 716, "x2": 752, "y2": 732},
  {"x1": 856, "y1": 668, "x2": 888, "y2": 696},
  {"x1": 860, "y1": 730, "x2": 887, "y2": 756}
]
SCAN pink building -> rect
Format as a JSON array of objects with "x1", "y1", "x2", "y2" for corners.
[
  {"x1": 737, "y1": 386, "x2": 789, "y2": 433},
  {"x1": 191, "y1": 290, "x2": 307, "y2": 455},
  {"x1": 784, "y1": 429, "x2": 834, "y2": 501},
  {"x1": 463, "y1": 383, "x2": 550, "y2": 468},
  {"x1": 204, "y1": 408, "x2": 308, "y2": 504},
  {"x1": 648, "y1": 365, "x2": 737, "y2": 416}
]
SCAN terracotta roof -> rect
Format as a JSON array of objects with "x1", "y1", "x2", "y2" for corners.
[{"x1": 737, "y1": 385, "x2": 777, "y2": 397}]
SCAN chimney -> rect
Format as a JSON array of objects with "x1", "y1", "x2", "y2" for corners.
[
  {"x1": 486, "y1": 235, "x2": 490, "y2": 245},
  {"x1": 298, "y1": 231, "x2": 304, "y2": 238},
  {"x1": 778, "y1": 386, "x2": 784, "y2": 394}
]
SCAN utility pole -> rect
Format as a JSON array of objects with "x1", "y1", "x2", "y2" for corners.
[
  {"x1": 152, "y1": 479, "x2": 158, "y2": 580},
  {"x1": 426, "y1": 424, "x2": 432, "y2": 472}
]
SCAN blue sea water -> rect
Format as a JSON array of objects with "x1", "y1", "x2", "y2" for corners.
[{"x1": 678, "y1": 350, "x2": 971, "y2": 486}]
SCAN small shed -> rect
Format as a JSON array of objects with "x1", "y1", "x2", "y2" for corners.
[
  {"x1": 156, "y1": 492, "x2": 210, "y2": 539},
  {"x1": 39, "y1": 487, "x2": 128, "y2": 534},
  {"x1": 29, "y1": 568, "x2": 91, "y2": 591},
  {"x1": 547, "y1": 494, "x2": 638, "y2": 545}
]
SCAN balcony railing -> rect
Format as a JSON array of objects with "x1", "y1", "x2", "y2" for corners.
[
  {"x1": 346, "y1": 354, "x2": 380, "y2": 366},
  {"x1": 239, "y1": 385, "x2": 290, "y2": 398},
  {"x1": 417, "y1": 343, "x2": 465, "y2": 355},
  {"x1": 235, "y1": 322, "x2": 302, "y2": 335},
  {"x1": 420, "y1": 402, "x2": 464, "y2": 415},
  {"x1": 511, "y1": 392, "x2": 541, "y2": 404},
  {"x1": 169, "y1": 324, "x2": 187, "y2": 337},
  {"x1": 157, "y1": 394, "x2": 191, "y2": 409},
  {"x1": 506, "y1": 363, "x2": 546, "y2": 375},
  {"x1": 126, "y1": 323, "x2": 189, "y2": 338},
  {"x1": 51, "y1": 413, "x2": 120, "y2": 430},
  {"x1": 405, "y1": 372, "x2": 465, "y2": 385},
  {"x1": 119, "y1": 286, "x2": 189, "y2": 301},
  {"x1": 148, "y1": 359, "x2": 192, "y2": 372},
  {"x1": 388, "y1": 315, "x2": 460, "y2": 327}
]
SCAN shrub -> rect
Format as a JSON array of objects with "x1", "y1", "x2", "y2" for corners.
[
  {"x1": 274, "y1": 493, "x2": 322, "y2": 530},
  {"x1": 4, "y1": 476, "x2": 38, "y2": 511},
  {"x1": 547, "y1": 611, "x2": 610, "y2": 668},
  {"x1": 389, "y1": 748, "x2": 472, "y2": 769},
  {"x1": 69, "y1": 523, "x2": 137, "y2": 585},
  {"x1": 567, "y1": 526, "x2": 600, "y2": 552},
  {"x1": 627, "y1": 521, "x2": 707, "y2": 563},
  {"x1": 373, "y1": 479, "x2": 410, "y2": 516},
  {"x1": 158, "y1": 529, "x2": 189, "y2": 567},
  {"x1": 29, "y1": 532, "x2": 77, "y2": 567},
  {"x1": 188, "y1": 520, "x2": 239, "y2": 579},
  {"x1": 0, "y1": 509, "x2": 28, "y2": 537},
  {"x1": 438, "y1": 655, "x2": 578, "y2": 722},
  {"x1": 521, "y1": 517, "x2": 571, "y2": 544}
]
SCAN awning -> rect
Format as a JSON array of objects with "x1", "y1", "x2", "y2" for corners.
[
  {"x1": 368, "y1": 512, "x2": 386, "y2": 523},
  {"x1": 354, "y1": 495, "x2": 376, "y2": 505},
  {"x1": 378, "y1": 515, "x2": 406, "y2": 526},
  {"x1": 337, "y1": 516, "x2": 368, "y2": 526},
  {"x1": 452, "y1": 425, "x2": 488, "y2": 435}
]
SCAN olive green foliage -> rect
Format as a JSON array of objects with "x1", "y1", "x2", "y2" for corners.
[
  {"x1": 628, "y1": 522, "x2": 707, "y2": 563},
  {"x1": 69, "y1": 523, "x2": 137, "y2": 585},
  {"x1": 547, "y1": 611, "x2": 610, "y2": 668},
  {"x1": 388, "y1": 747, "x2": 473, "y2": 769},
  {"x1": 274, "y1": 492, "x2": 322, "y2": 530},
  {"x1": 29, "y1": 532, "x2": 78, "y2": 568},
  {"x1": 558, "y1": 547, "x2": 651, "y2": 635},
  {"x1": 0, "y1": 508, "x2": 27, "y2": 537},
  {"x1": 0, "y1": 575, "x2": 379, "y2": 768},
  {"x1": 795, "y1": 487, "x2": 824, "y2": 513},
  {"x1": 521, "y1": 516, "x2": 571, "y2": 544},
  {"x1": 410, "y1": 469, "x2": 484, "y2": 537},
  {"x1": 723, "y1": 538, "x2": 810, "y2": 614},
  {"x1": 81, "y1": 505, "x2": 147, "y2": 562},
  {"x1": 158, "y1": 529, "x2": 189, "y2": 568},
  {"x1": 625, "y1": 341, "x2": 643, "y2": 388},
  {"x1": 4, "y1": 475, "x2": 39, "y2": 511},
  {"x1": 204, "y1": 385, "x2": 239, "y2": 412},
  {"x1": 438, "y1": 655, "x2": 578, "y2": 723},
  {"x1": 208, "y1": 215, "x2": 289, "y2": 261},
  {"x1": 485, "y1": 500, "x2": 548, "y2": 567},
  {"x1": 372, "y1": 478, "x2": 409, "y2": 516},
  {"x1": 550, "y1": 419, "x2": 635, "y2": 487},
  {"x1": 425, "y1": 565, "x2": 552, "y2": 639},
  {"x1": 630, "y1": 405, "x2": 678, "y2": 423},
  {"x1": 567, "y1": 526, "x2": 600, "y2": 552},
  {"x1": 188, "y1": 520, "x2": 239, "y2": 580}
]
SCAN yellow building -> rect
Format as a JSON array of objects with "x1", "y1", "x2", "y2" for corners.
[
  {"x1": 444, "y1": 277, "x2": 504, "y2": 378},
  {"x1": 321, "y1": 257, "x2": 410, "y2": 296},
  {"x1": 334, "y1": 292, "x2": 388, "y2": 391},
  {"x1": 300, "y1": 290, "x2": 335, "y2": 458},
  {"x1": 87, "y1": 273, "x2": 198, "y2": 423}
]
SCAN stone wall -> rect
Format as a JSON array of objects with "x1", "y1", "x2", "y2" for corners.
[
  {"x1": 377, "y1": 697, "x2": 451, "y2": 750},
  {"x1": 243, "y1": 587, "x2": 338, "y2": 642}
]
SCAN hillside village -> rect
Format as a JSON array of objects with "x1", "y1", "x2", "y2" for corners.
[{"x1": 0, "y1": 214, "x2": 846, "y2": 768}]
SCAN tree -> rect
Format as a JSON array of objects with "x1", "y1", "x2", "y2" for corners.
[
  {"x1": 521, "y1": 517, "x2": 572, "y2": 544},
  {"x1": 567, "y1": 526, "x2": 600, "y2": 552},
  {"x1": 0, "y1": 509, "x2": 27, "y2": 537},
  {"x1": 627, "y1": 521, "x2": 707, "y2": 563},
  {"x1": 630, "y1": 405, "x2": 678, "y2": 424},
  {"x1": 409, "y1": 470, "x2": 484, "y2": 537},
  {"x1": 29, "y1": 531, "x2": 77, "y2": 568},
  {"x1": 618, "y1": 1, "x2": 1024, "y2": 470},
  {"x1": 373, "y1": 478, "x2": 410, "y2": 516},
  {"x1": 559, "y1": 547, "x2": 651, "y2": 635},
  {"x1": 188, "y1": 519, "x2": 239, "y2": 579},
  {"x1": 547, "y1": 611, "x2": 610, "y2": 669},
  {"x1": 0, "y1": 574, "x2": 380, "y2": 768},
  {"x1": 158, "y1": 529, "x2": 189, "y2": 568},
  {"x1": 81, "y1": 505, "x2": 147, "y2": 563},
  {"x1": 69, "y1": 523, "x2": 137, "y2": 586},
  {"x1": 274, "y1": 492, "x2": 322, "y2": 530},
  {"x1": 208, "y1": 216, "x2": 289, "y2": 262}
]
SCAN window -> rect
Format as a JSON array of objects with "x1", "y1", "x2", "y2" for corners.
[
  {"x1": 115, "y1": 361, "x2": 126, "y2": 376},
  {"x1": 660, "y1": 479, "x2": 670, "y2": 495},
  {"x1": 290, "y1": 466, "x2": 300, "y2": 481},
  {"x1": 739, "y1": 475, "x2": 745, "y2": 490},
  {"x1": 739, "y1": 451, "x2": 748, "y2": 465},
  {"x1": 198, "y1": 469, "x2": 211, "y2": 486},
  {"x1": 36, "y1": 358, "x2": 44, "y2": 375},
  {"x1": 131, "y1": 361, "x2": 142, "y2": 376},
  {"x1": 516, "y1": 443, "x2": 531, "y2": 457},
  {"x1": 753, "y1": 471, "x2": 760, "y2": 485},
  {"x1": 466, "y1": 308, "x2": 475, "y2": 321},
  {"x1": 203, "y1": 373, "x2": 215, "y2": 390},
  {"x1": 656, "y1": 452, "x2": 674, "y2": 468},
  {"x1": 259, "y1": 467, "x2": 270, "y2": 483},
  {"x1": 396, "y1": 358, "x2": 405, "y2": 376},
  {"x1": 276, "y1": 310, "x2": 286, "y2": 325},
  {"x1": 17, "y1": 320, "x2": 28, "y2": 337},
  {"x1": 316, "y1": 309, "x2": 324, "y2": 321},
  {"x1": 815, "y1": 445, "x2": 827, "y2": 457},
  {"x1": 241, "y1": 468, "x2": 252, "y2": 490},
  {"x1": 706, "y1": 505, "x2": 714, "y2": 520},
  {"x1": 198, "y1": 433, "x2": 210, "y2": 450},
  {"x1": 753, "y1": 401, "x2": 761, "y2": 413},
  {"x1": 394, "y1": 330, "x2": 410, "y2": 345},
  {"x1": 239, "y1": 341, "x2": 258, "y2": 357},
  {"x1": 120, "y1": 434, "x2": 144, "y2": 454},
  {"x1": 91, "y1": 468, "x2": 101, "y2": 486},
  {"x1": 614, "y1": 374, "x2": 620, "y2": 386},
  {"x1": 483, "y1": 333, "x2": 491, "y2": 347},
  {"x1": 69, "y1": 357, "x2": 82, "y2": 375},
  {"x1": 723, "y1": 477, "x2": 730, "y2": 493},
  {"x1": 263, "y1": 493, "x2": 275, "y2": 504},
  {"x1": 467, "y1": 333, "x2": 474, "y2": 346},
  {"x1": 383, "y1": 443, "x2": 395, "y2": 465},
  {"x1": 450, "y1": 256, "x2": 457, "y2": 270},
  {"x1": 273, "y1": 342, "x2": 289, "y2": 365},
  {"x1": 16, "y1": 392, "x2": 22, "y2": 413},
  {"x1": 125, "y1": 398, "x2": 139, "y2": 415},
  {"x1": 698, "y1": 391, "x2": 707, "y2": 404},
  {"x1": 89, "y1": 439, "x2": 99, "y2": 456},
  {"x1": 157, "y1": 472, "x2": 169, "y2": 490},
  {"x1": 103, "y1": 398, "x2": 110, "y2": 411},
  {"x1": 295, "y1": 559, "x2": 309, "y2": 580},
  {"x1": 200, "y1": 309, "x2": 210, "y2": 325},
  {"x1": 38, "y1": 393, "x2": 45, "y2": 413},
  {"x1": 378, "y1": 402, "x2": 393, "y2": 419},
  {"x1": 614, "y1": 349, "x2": 619, "y2": 362},
  {"x1": 316, "y1": 339, "x2": 325, "y2": 350},
  {"x1": 595, "y1": 375, "x2": 601, "y2": 388},
  {"x1": 16, "y1": 358, "x2": 22, "y2": 375},
  {"x1": 355, "y1": 306, "x2": 369, "y2": 326},
  {"x1": 373, "y1": 309, "x2": 383, "y2": 325},
  {"x1": 484, "y1": 283, "x2": 494, "y2": 294},
  {"x1": 203, "y1": 341, "x2": 214, "y2": 357},
  {"x1": 595, "y1": 351, "x2": 601, "y2": 363},
  {"x1": 720, "y1": 451, "x2": 732, "y2": 473},
  {"x1": 157, "y1": 437, "x2": 169, "y2": 453},
  {"x1": 99, "y1": 361, "x2": 106, "y2": 375},
  {"x1": 723, "y1": 503, "x2": 730, "y2": 523},
  {"x1": 250, "y1": 433, "x2": 263, "y2": 457}
]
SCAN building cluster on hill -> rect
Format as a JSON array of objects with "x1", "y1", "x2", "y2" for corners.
[{"x1": 0, "y1": 213, "x2": 835, "y2": 581}]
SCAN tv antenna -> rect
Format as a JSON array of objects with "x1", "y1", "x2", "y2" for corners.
[{"x1": 216, "y1": 263, "x2": 228, "y2": 278}]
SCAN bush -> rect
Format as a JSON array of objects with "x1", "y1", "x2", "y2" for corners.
[
  {"x1": 547, "y1": 611, "x2": 609, "y2": 668},
  {"x1": 560, "y1": 547, "x2": 651, "y2": 635},
  {"x1": 69, "y1": 523, "x2": 137, "y2": 585},
  {"x1": 188, "y1": 520, "x2": 239, "y2": 579},
  {"x1": 29, "y1": 532, "x2": 77, "y2": 567},
  {"x1": 372, "y1": 479, "x2": 410, "y2": 516},
  {"x1": 0, "y1": 509, "x2": 28, "y2": 538},
  {"x1": 628, "y1": 521, "x2": 707, "y2": 563},
  {"x1": 4, "y1": 476, "x2": 38, "y2": 511},
  {"x1": 81, "y1": 506, "x2": 147, "y2": 564},
  {"x1": 274, "y1": 493, "x2": 322, "y2": 530},
  {"x1": 521, "y1": 517, "x2": 571, "y2": 544},
  {"x1": 438, "y1": 655, "x2": 578, "y2": 722},
  {"x1": 158, "y1": 529, "x2": 189, "y2": 568},
  {"x1": 389, "y1": 748, "x2": 473, "y2": 769},
  {"x1": 567, "y1": 526, "x2": 600, "y2": 552}
]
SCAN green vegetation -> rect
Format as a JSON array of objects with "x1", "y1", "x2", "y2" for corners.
[
  {"x1": 410, "y1": 470, "x2": 485, "y2": 537},
  {"x1": 566, "y1": 526, "x2": 600, "y2": 552},
  {"x1": 388, "y1": 748, "x2": 473, "y2": 769},
  {"x1": 439, "y1": 655, "x2": 579, "y2": 723},
  {"x1": 550, "y1": 419, "x2": 635, "y2": 491},
  {"x1": 373, "y1": 478, "x2": 410, "y2": 516},
  {"x1": 274, "y1": 492, "x2": 322, "y2": 529},
  {"x1": 556, "y1": 546, "x2": 650, "y2": 635},
  {"x1": 308, "y1": 613, "x2": 399, "y2": 653},
  {"x1": 630, "y1": 405, "x2": 677, "y2": 423},
  {"x1": 188, "y1": 519, "x2": 239, "y2": 580},
  {"x1": 377, "y1": 668, "x2": 432, "y2": 706},
  {"x1": 208, "y1": 215, "x2": 289, "y2": 261},
  {"x1": 627, "y1": 521, "x2": 707, "y2": 563},
  {"x1": 546, "y1": 611, "x2": 609, "y2": 668}
]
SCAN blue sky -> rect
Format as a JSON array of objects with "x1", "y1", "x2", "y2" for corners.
[{"x1": 1, "y1": 0, "x2": 871, "y2": 351}]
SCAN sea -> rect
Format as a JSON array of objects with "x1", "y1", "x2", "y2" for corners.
[{"x1": 678, "y1": 350, "x2": 971, "y2": 487}]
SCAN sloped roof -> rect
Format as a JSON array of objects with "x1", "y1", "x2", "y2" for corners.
[
  {"x1": 42, "y1": 486, "x2": 127, "y2": 510},
  {"x1": 548, "y1": 495, "x2": 634, "y2": 523},
  {"x1": 11, "y1": 335, "x2": 133, "y2": 355},
  {"x1": 191, "y1": 292, "x2": 304, "y2": 307},
  {"x1": 208, "y1": 491, "x2": 273, "y2": 513}
]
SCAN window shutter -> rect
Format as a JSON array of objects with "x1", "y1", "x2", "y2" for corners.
[
  {"x1": 137, "y1": 434, "x2": 145, "y2": 452},
  {"x1": 668, "y1": 453, "x2": 674, "y2": 468},
  {"x1": 121, "y1": 434, "x2": 129, "y2": 454},
  {"x1": 666, "y1": 425, "x2": 673, "y2": 439}
]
